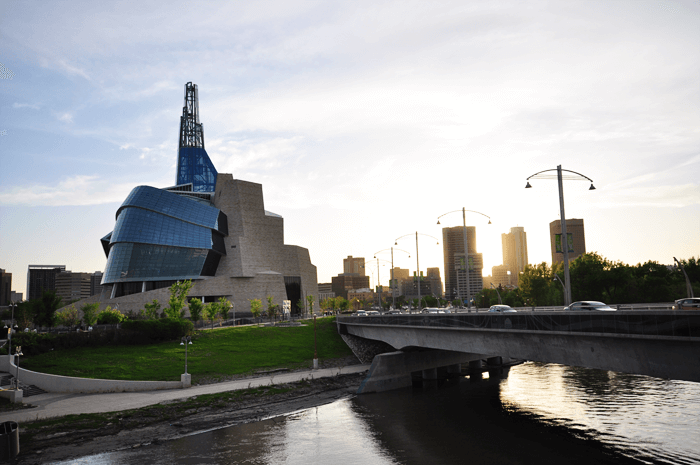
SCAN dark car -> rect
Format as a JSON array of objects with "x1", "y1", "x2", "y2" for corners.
[
  {"x1": 488, "y1": 305, "x2": 516, "y2": 313},
  {"x1": 564, "y1": 301, "x2": 615, "y2": 311},
  {"x1": 673, "y1": 298, "x2": 700, "y2": 310}
]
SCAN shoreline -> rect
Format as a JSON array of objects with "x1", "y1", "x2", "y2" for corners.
[{"x1": 16, "y1": 371, "x2": 366, "y2": 464}]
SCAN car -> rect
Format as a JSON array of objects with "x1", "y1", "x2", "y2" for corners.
[
  {"x1": 355, "y1": 310, "x2": 367, "y2": 317},
  {"x1": 385, "y1": 310, "x2": 402, "y2": 315},
  {"x1": 564, "y1": 301, "x2": 616, "y2": 311},
  {"x1": 488, "y1": 305, "x2": 517, "y2": 313},
  {"x1": 366, "y1": 310, "x2": 380, "y2": 316},
  {"x1": 673, "y1": 298, "x2": 700, "y2": 310}
]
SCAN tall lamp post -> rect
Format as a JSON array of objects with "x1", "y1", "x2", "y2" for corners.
[
  {"x1": 490, "y1": 283, "x2": 502, "y2": 305},
  {"x1": 525, "y1": 165, "x2": 595, "y2": 306},
  {"x1": 395, "y1": 232, "x2": 440, "y2": 313},
  {"x1": 437, "y1": 208, "x2": 491, "y2": 312},
  {"x1": 374, "y1": 247, "x2": 411, "y2": 310},
  {"x1": 673, "y1": 257, "x2": 695, "y2": 298}
]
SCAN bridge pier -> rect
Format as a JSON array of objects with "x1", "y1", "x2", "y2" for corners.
[{"x1": 357, "y1": 350, "x2": 484, "y2": 394}]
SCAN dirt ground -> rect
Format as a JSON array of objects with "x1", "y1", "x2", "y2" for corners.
[{"x1": 15, "y1": 372, "x2": 366, "y2": 464}]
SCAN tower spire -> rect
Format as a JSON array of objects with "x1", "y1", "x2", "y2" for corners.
[{"x1": 179, "y1": 82, "x2": 205, "y2": 149}]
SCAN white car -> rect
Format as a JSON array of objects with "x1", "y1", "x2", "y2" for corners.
[
  {"x1": 355, "y1": 310, "x2": 367, "y2": 317},
  {"x1": 564, "y1": 301, "x2": 615, "y2": 311},
  {"x1": 488, "y1": 305, "x2": 516, "y2": 313}
]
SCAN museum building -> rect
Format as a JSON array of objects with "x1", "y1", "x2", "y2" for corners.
[{"x1": 81, "y1": 82, "x2": 318, "y2": 316}]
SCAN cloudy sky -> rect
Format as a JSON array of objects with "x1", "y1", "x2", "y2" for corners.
[{"x1": 1, "y1": 0, "x2": 698, "y2": 297}]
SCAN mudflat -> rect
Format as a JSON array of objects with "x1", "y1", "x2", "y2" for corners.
[{"x1": 15, "y1": 372, "x2": 366, "y2": 464}]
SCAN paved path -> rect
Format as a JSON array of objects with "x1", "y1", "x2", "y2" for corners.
[{"x1": 0, "y1": 365, "x2": 369, "y2": 424}]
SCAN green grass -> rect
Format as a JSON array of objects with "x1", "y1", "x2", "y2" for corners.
[{"x1": 20, "y1": 317, "x2": 353, "y2": 384}]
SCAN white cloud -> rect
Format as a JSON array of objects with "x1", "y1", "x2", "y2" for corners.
[
  {"x1": 13, "y1": 102, "x2": 40, "y2": 110},
  {"x1": 57, "y1": 112, "x2": 74, "y2": 123},
  {"x1": 0, "y1": 175, "x2": 167, "y2": 207}
]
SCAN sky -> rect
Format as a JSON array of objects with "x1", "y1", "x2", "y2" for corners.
[{"x1": 1, "y1": 0, "x2": 699, "y2": 297}]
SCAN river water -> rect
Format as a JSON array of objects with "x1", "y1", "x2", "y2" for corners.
[{"x1": 59, "y1": 362, "x2": 700, "y2": 464}]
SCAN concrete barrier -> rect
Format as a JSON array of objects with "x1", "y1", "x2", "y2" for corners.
[{"x1": 0, "y1": 355, "x2": 183, "y2": 394}]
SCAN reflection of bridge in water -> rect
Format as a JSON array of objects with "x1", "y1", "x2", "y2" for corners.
[{"x1": 337, "y1": 311, "x2": 700, "y2": 393}]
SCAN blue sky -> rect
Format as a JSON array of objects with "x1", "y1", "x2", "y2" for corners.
[{"x1": 1, "y1": 0, "x2": 699, "y2": 297}]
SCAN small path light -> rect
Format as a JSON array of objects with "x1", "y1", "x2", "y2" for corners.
[
  {"x1": 14, "y1": 346, "x2": 23, "y2": 391},
  {"x1": 313, "y1": 316, "x2": 318, "y2": 369}
]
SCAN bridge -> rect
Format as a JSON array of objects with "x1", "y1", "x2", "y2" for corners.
[{"x1": 336, "y1": 311, "x2": 700, "y2": 393}]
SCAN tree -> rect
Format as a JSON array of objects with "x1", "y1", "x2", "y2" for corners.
[
  {"x1": 519, "y1": 263, "x2": 554, "y2": 306},
  {"x1": 81, "y1": 302, "x2": 100, "y2": 326},
  {"x1": 204, "y1": 302, "x2": 219, "y2": 328},
  {"x1": 97, "y1": 306, "x2": 126, "y2": 324},
  {"x1": 217, "y1": 297, "x2": 231, "y2": 324},
  {"x1": 306, "y1": 294, "x2": 315, "y2": 316},
  {"x1": 15, "y1": 302, "x2": 34, "y2": 331},
  {"x1": 266, "y1": 295, "x2": 279, "y2": 323},
  {"x1": 337, "y1": 297, "x2": 350, "y2": 312},
  {"x1": 297, "y1": 298, "x2": 306, "y2": 317},
  {"x1": 144, "y1": 299, "x2": 161, "y2": 320},
  {"x1": 164, "y1": 280, "x2": 193, "y2": 319},
  {"x1": 189, "y1": 298, "x2": 204, "y2": 326},
  {"x1": 250, "y1": 298, "x2": 263, "y2": 324},
  {"x1": 34, "y1": 290, "x2": 62, "y2": 329},
  {"x1": 56, "y1": 305, "x2": 80, "y2": 329}
]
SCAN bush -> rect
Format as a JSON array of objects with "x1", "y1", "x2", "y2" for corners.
[
  {"x1": 120, "y1": 318, "x2": 193, "y2": 342},
  {"x1": 97, "y1": 308, "x2": 126, "y2": 325}
]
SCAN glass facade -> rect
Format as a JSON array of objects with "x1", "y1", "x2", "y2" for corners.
[
  {"x1": 102, "y1": 185, "x2": 227, "y2": 285},
  {"x1": 176, "y1": 147, "x2": 218, "y2": 193}
]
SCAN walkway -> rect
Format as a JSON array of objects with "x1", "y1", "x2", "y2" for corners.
[{"x1": 0, "y1": 364, "x2": 369, "y2": 424}]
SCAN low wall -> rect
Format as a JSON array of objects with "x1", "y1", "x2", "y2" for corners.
[{"x1": 0, "y1": 355, "x2": 183, "y2": 394}]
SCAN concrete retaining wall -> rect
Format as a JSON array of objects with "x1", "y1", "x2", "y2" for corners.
[{"x1": 0, "y1": 356, "x2": 183, "y2": 394}]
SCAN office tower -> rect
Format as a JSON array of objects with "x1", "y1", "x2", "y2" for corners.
[
  {"x1": 502, "y1": 226, "x2": 528, "y2": 284},
  {"x1": 55, "y1": 271, "x2": 91, "y2": 304},
  {"x1": 550, "y1": 219, "x2": 586, "y2": 264},
  {"x1": 343, "y1": 256, "x2": 366, "y2": 276},
  {"x1": 442, "y1": 226, "x2": 483, "y2": 301},
  {"x1": 27, "y1": 265, "x2": 66, "y2": 301},
  {"x1": 0, "y1": 269, "x2": 11, "y2": 306}
]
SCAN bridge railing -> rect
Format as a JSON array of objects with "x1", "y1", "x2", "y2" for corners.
[{"x1": 337, "y1": 310, "x2": 700, "y2": 338}]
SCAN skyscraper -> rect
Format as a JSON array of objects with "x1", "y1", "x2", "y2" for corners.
[
  {"x1": 442, "y1": 226, "x2": 483, "y2": 301},
  {"x1": 343, "y1": 256, "x2": 366, "y2": 276},
  {"x1": 27, "y1": 265, "x2": 66, "y2": 301},
  {"x1": 550, "y1": 219, "x2": 586, "y2": 264},
  {"x1": 502, "y1": 226, "x2": 528, "y2": 284},
  {"x1": 0, "y1": 269, "x2": 11, "y2": 306}
]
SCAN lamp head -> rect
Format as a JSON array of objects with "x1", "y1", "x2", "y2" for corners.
[
  {"x1": 488, "y1": 220, "x2": 492, "y2": 224},
  {"x1": 394, "y1": 241, "x2": 398, "y2": 245},
  {"x1": 589, "y1": 183, "x2": 596, "y2": 190},
  {"x1": 436, "y1": 219, "x2": 440, "y2": 225},
  {"x1": 525, "y1": 181, "x2": 532, "y2": 188}
]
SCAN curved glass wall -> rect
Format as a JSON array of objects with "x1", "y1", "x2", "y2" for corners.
[{"x1": 102, "y1": 185, "x2": 227, "y2": 285}]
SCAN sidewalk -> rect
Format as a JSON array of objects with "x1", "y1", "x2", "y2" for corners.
[{"x1": 0, "y1": 364, "x2": 369, "y2": 424}]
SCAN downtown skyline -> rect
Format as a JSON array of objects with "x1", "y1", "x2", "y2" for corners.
[{"x1": 1, "y1": 1, "x2": 698, "y2": 296}]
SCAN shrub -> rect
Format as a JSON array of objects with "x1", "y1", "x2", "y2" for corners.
[
  {"x1": 143, "y1": 299, "x2": 161, "y2": 320},
  {"x1": 56, "y1": 305, "x2": 81, "y2": 328},
  {"x1": 120, "y1": 318, "x2": 193, "y2": 342},
  {"x1": 97, "y1": 307, "x2": 126, "y2": 325}
]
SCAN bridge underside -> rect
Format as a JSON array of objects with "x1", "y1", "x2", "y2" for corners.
[{"x1": 340, "y1": 322, "x2": 700, "y2": 392}]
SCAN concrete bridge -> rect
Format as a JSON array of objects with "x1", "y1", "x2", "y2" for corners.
[{"x1": 336, "y1": 311, "x2": 700, "y2": 393}]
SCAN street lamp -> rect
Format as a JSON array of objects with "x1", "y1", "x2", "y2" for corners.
[
  {"x1": 375, "y1": 247, "x2": 411, "y2": 310},
  {"x1": 553, "y1": 274, "x2": 566, "y2": 305},
  {"x1": 437, "y1": 208, "x2": 491, "y2": 312},
  {"x1": 490, "y1": 283, "x2": 502, "y2": 305},
  {"x1": 673, "y1": 257, "x2": 695, "y2": 298},
  {"x1": 395, "y1": 232, "x2": 440, "y2": 313},
  {"x1": 180, "y1": 336, "x2": 192, "y2": 374},
  {"x1": 525, "y1": 165, "x2": 595, "y2": 306}
]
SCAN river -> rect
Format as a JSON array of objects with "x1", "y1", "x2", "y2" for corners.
[{"x1": 57, "y1": 362, "x2": 700, "y2": 464}]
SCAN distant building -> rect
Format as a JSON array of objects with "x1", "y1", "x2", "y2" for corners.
[
  {"x1": 55, "y1": 271, "x2": 92, "y2": 304},
  {"x1": 10, "y1": 291, "x2": 22, "y2": 302},
  {"x1": 550, "y1": 219, "x2": 586, "y2": 264},
  {"x1": 331, "y1": 274, "x2": 370, "y2": 300},
  {"x1": 442, "y1": 226, "x2": 483, "y2": 301},
  {"x1": 401, "y1": 276, "x2": 435, "y2": 301},
  {"x1": 426, "y1": 267, "x2": 444, "y2": 298},
  {"x1": 90, "y1": 271, "x2": 105, "y2": 297},
  {"x1": 0, "y1": 269, "x2": 11, "y2": 306},
  {"x1": 343, "y1": 256, "x2": 366, "y2": 276},
  {"x1": 27, "y1": 265, "x2": 66, "y2": 301},
  {"x1": 487, "y1": 264, "x2": 513, "y2": 288},
  {"x1": 502, "y1": 227, "x2": 528, "y2": 283},
  {"x1": 318, "y1": 283, "x2": 335, "y2": 301}
]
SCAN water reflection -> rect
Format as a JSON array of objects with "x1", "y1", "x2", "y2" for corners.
[{"x1": 59, "y1": 363, "x2": 700, "y2": 465}]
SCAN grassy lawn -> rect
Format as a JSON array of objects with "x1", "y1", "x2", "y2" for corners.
[{"x1": 20, "y1": 317, "x2": 353, "y2": 384}]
